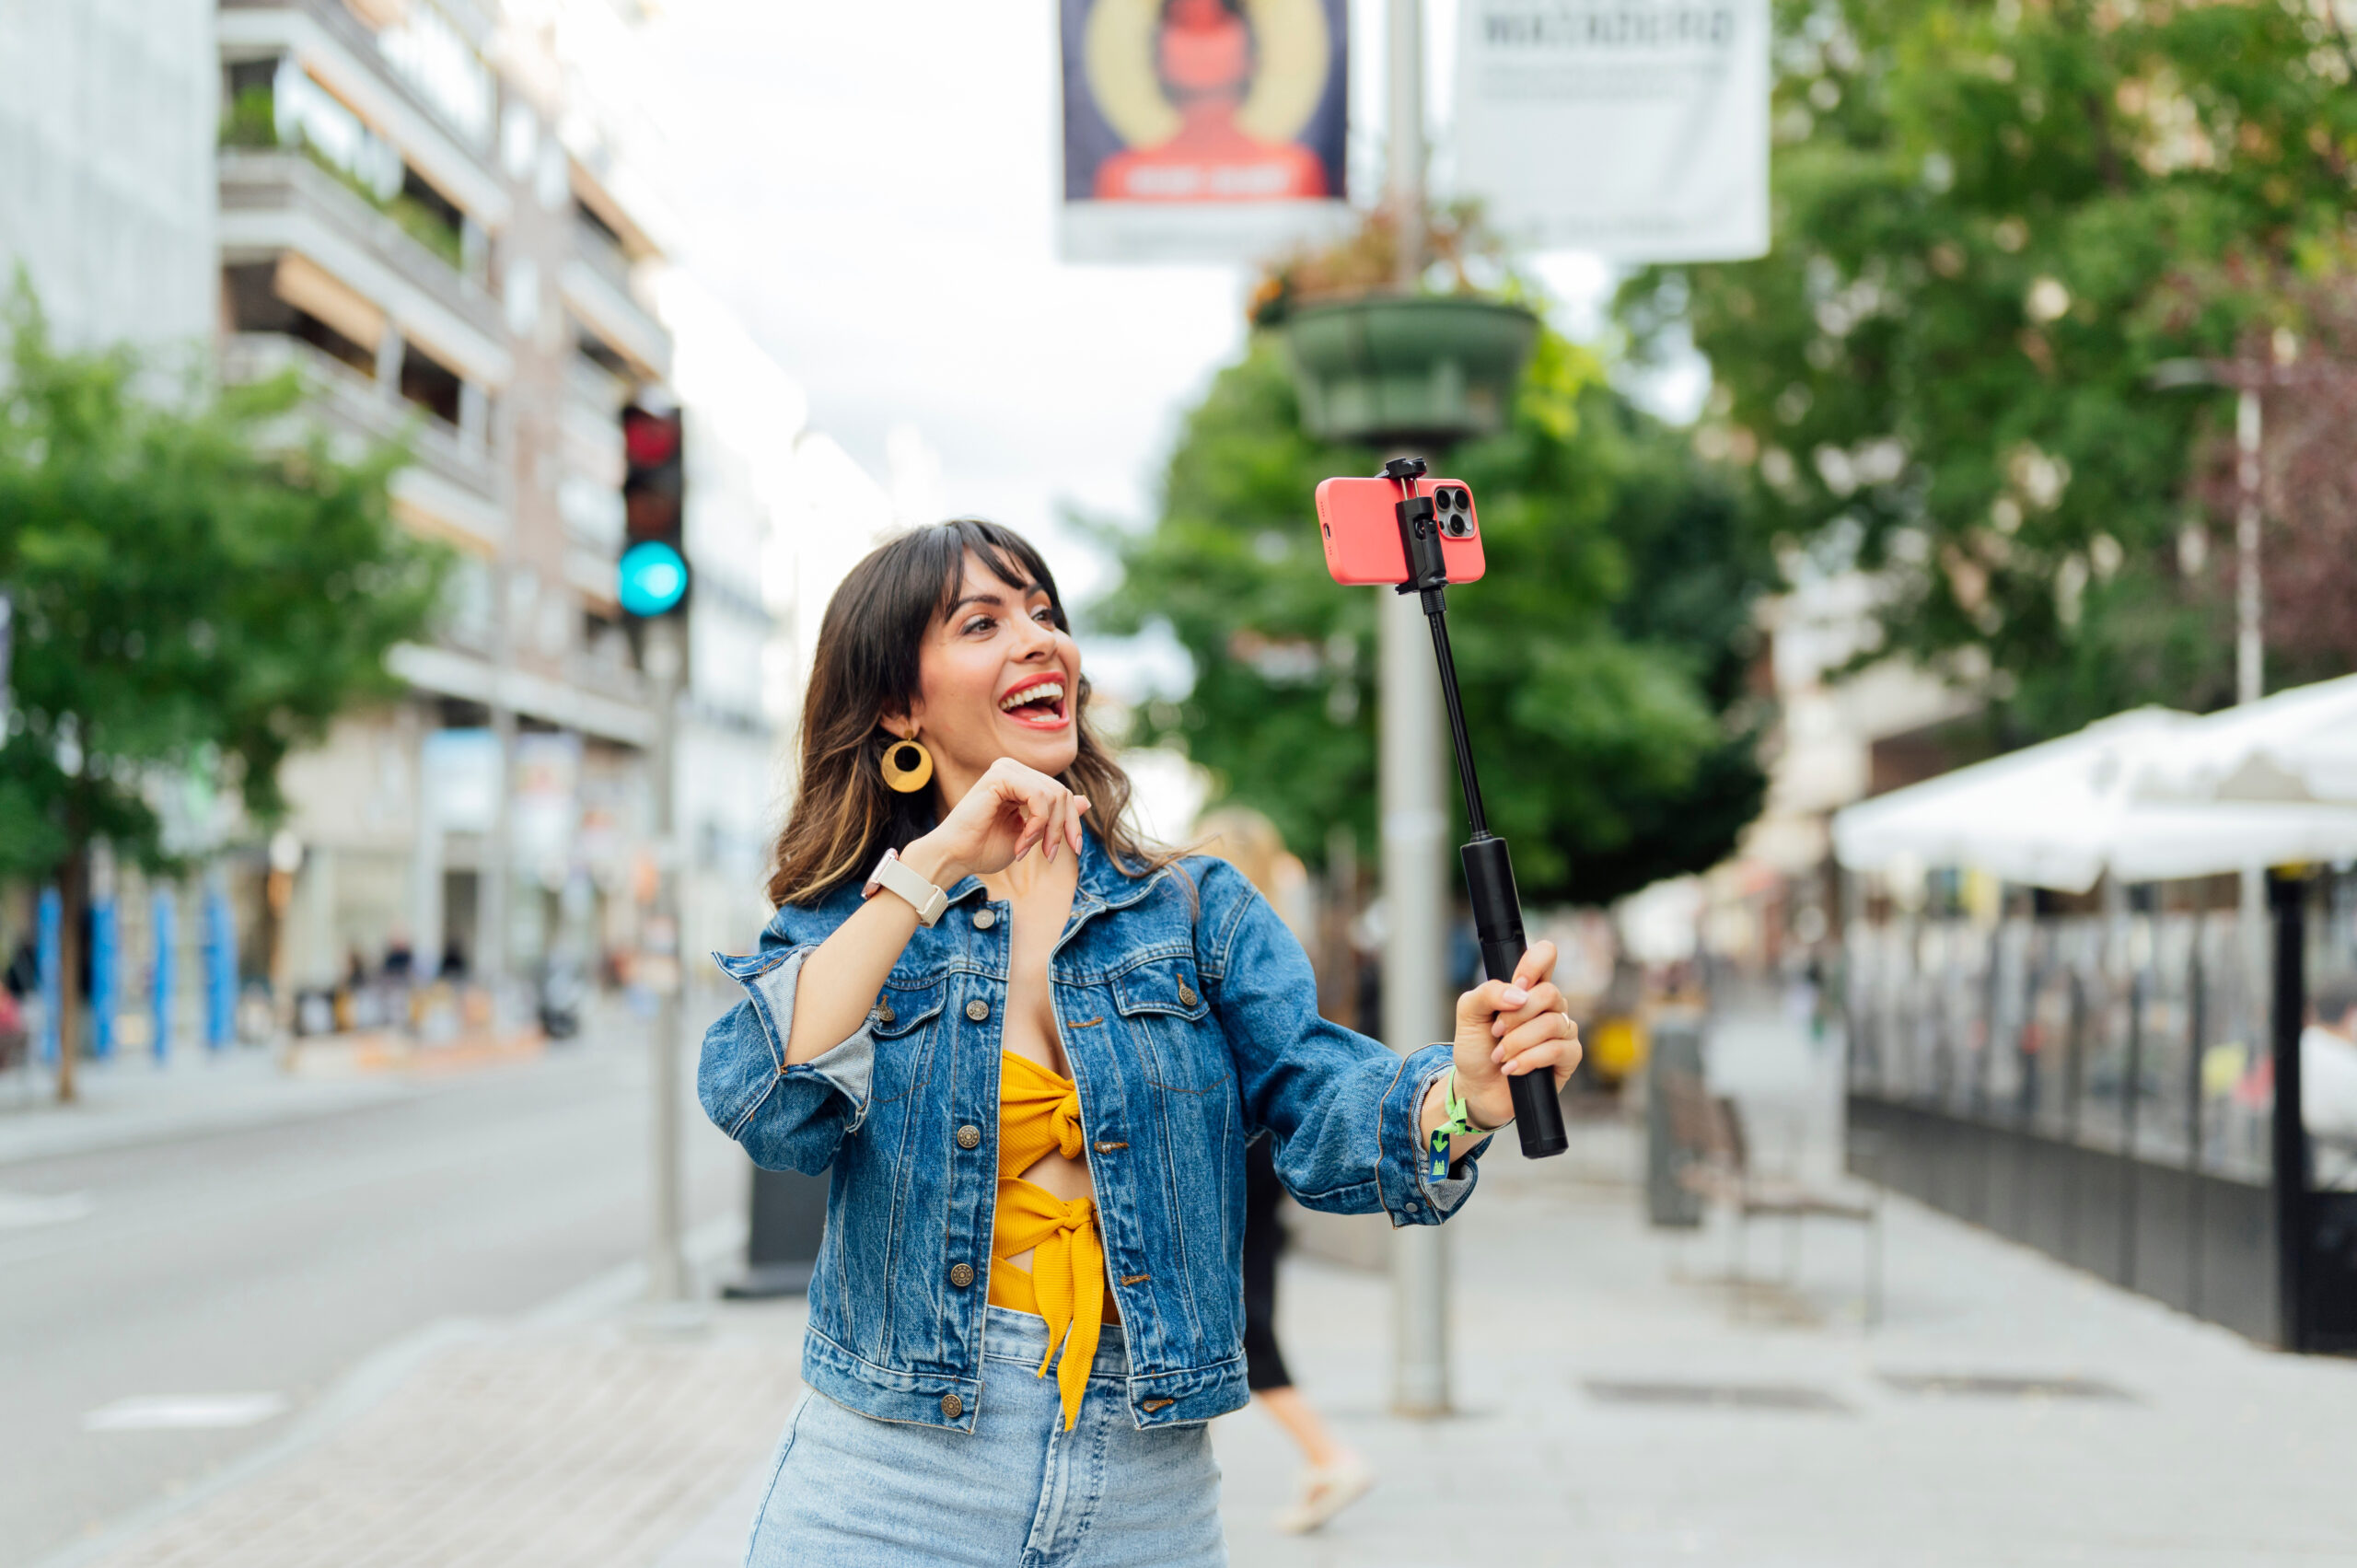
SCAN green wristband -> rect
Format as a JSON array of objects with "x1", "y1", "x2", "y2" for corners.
[{"x1": 1426, "y1": 1068, "x2": 1498, "y2": 1179}]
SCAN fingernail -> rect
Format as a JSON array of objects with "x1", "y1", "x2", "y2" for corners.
[{"x1": 1502, "y1": 988, "x2": 1528, "y2": 1007}]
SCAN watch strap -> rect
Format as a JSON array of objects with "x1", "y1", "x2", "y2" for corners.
[{"x1": 864, "y1": 848, "x2": 948, "y2": 926}]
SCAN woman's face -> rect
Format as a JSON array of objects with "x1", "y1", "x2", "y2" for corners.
[{"x1": 895, "y1": 550, "x2": 1082, "y2": 794}]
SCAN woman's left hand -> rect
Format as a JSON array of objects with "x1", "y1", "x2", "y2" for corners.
[{"x1": 1447, "y1": 939, "x2": 1582, "y2": 1132}]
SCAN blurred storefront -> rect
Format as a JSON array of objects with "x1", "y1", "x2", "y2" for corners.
[{"x1": 1834, "y1": 679, "x2": 2357, "y2": 1352}]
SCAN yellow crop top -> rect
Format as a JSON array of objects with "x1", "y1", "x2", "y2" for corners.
[{"x1": 988, "y1": 1050, "x2": 1114, "y2": 1430}]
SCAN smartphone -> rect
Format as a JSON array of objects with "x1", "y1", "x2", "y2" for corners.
[{"x1": 1314, "y1": 476, "x2": 1487, "y2": 587}]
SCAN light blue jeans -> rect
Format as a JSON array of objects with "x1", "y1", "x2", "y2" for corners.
[{"x1": 746, "y1": 1307, "x2": 1225, "y2": 1567}]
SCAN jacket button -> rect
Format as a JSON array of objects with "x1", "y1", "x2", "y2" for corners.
[
  {"x1": 873, "y1": 1002, "x2": 895, "y2": 1026},
  {"x1": 956, "y1": 1124, "x2": 982, "y2": 1150},
  {"x1": 940, "y1": 1393, "x2": 963, "y2": 1419},
  {"x1": 972, "y1": 908, "x2": 996, "y2": 930},
  {"x1": 1178, "y1": 982, "x2": 1198, "y2": 1007},
  {"x1": 949, "y1": 1261, "x2": 975, "y2": 1288},
  {"x1": 966, "y1": 999, "x2": 990, "y2": 1022}
]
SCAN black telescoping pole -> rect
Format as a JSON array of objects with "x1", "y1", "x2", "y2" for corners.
[{"x1": 1387, "y1": 460, "x2": 1569, "y2": 1159}]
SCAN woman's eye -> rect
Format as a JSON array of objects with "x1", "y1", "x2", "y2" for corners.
[
  {"x1": 962, "y1": 616, "x2": 993, "y2": 635},
  {"x1": 1032, "y1": 608, "x2": 1055, "y2": 626}
]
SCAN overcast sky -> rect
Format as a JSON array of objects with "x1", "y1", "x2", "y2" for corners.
[{"x1": 632, "y1": 0, "x2": 1687, "y2": 656}]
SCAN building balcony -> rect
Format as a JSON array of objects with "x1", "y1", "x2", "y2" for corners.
[
  {"x1": 219, "y1": 0, "x2": 508, "y2": 229},
  {"x1": 223, "y1": 331, "x2": 504, "y2": 550},
  {"x1": 561, "y1": 250, "x2": 670, "y2": 385},
  {"x1": 220, "y1": 150, "x2": 511, "y2": 390}
]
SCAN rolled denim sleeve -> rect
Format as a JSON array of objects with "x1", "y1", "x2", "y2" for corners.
[
  {"x1": 1197, "y1": 860, "x2": 1489, "y2": 1226},
  {"x1": 699, "y1": 942, "x2": 877, "y2": 1176}
]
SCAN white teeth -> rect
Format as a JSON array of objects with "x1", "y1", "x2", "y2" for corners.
[{"x1": 1000, "y1": 681, "x2": 1064, "y2": 714}]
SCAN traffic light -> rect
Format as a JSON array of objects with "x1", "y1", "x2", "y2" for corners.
[{"x1": 619, "y1": 403, "x2": 688, "y2": 617}]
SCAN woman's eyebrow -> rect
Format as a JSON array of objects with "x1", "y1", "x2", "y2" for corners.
[{"x1": 950, "y1": 583, "x2": 1046, "y2": 612}]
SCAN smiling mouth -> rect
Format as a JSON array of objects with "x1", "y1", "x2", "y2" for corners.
[{"x1": 997, "y1": 679, "x2": 1070, "y2": 728}]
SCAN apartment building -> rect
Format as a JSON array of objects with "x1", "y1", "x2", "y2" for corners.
[{"x1": 225, "y1": 0, "x2": 685, "y2": 1007}]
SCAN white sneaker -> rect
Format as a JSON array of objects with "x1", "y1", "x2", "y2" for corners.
[{"x1": 1273, "y1": 1455, "x2": 1374, "y2": 1534}]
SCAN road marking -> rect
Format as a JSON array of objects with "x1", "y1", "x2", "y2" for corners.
[
  {"x1": 0, "y1": 1191, "x2": 94, "y2": 1230},
  {"x1": 83, "y1": 1395, "x2": 289, "y2": 1432}
]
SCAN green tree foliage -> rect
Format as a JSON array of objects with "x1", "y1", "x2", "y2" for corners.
[
  {"x1": 1091, "y1": 331, "x2": 1771, "y2": 906},
  {"x1": 0, "y1": 288, "x2": 445, "y2": 1096},
  {"x1": 1619, "y1": 0, "x2": 2357, "y2": 736}
]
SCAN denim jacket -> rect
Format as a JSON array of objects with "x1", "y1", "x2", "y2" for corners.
[{"x1": 697, "y1": 827, "x2": 1493, "y2": 1433}]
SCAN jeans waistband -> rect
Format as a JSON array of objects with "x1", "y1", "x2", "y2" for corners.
[{"x1": 982, "y1": 1304, "x2": 1130, "y2": 1381}]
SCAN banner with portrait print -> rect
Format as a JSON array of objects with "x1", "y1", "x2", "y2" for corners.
[
  {"x1": 1058, "y1": 0, "x2": 1352, "y2": 263},
  {"x1": 1454, "y1": 0, "x2": 1771, "y2": 261}
]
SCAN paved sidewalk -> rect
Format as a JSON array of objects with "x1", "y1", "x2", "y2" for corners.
[{"x1": 41, "y1": 1012, "x2": 2357, "y2": 1567}]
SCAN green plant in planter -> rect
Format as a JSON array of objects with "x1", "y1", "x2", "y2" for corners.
[{"x1": 1255, "y1": 204, "x2": 1543, "y2": 447}]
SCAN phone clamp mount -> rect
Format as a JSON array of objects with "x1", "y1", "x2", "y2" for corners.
[{"x1": 1381, "y1": 458, "x2": 1570, "y2": 1159}]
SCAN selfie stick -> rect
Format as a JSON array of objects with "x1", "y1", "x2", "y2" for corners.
[{"x1": 1384, "y1": 457, "x2": 1570, "y2": 1159}]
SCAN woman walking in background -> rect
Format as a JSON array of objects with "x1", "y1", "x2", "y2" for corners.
[{"x1": 1191, "y1": 807, "x2": 1374, "y2": 1534}]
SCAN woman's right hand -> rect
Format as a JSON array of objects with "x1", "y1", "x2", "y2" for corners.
[{"x1": 904, "y1": 757, "x2": 1088, "y2": 885}]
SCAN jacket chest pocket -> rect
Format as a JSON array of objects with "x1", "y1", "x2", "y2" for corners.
[
  {"x1": 1110, "y1": 957, "x2": 1225, "y2": 1093},
  {"x1": 867, "y1": 981, "x2": 945, "y2": 1104}
]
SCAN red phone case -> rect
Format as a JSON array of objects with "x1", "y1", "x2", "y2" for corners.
[{"x1": 1314, "y1": 477, "x2": 1487, "y2": 587}]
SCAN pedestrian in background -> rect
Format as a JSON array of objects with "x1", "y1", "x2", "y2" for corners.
[
  {"x1": 700, "y1": 520, "x2": 1581, "y2": 1566},
  {"x1": 1192, "y1": 806, "x2": 1372, "y2": 1533}
]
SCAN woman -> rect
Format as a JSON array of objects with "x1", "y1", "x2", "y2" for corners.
[{"x1": 699, "y1": 519, "x2": 1579, "y2": 1566}]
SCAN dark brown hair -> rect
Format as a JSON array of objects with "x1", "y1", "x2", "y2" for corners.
[{"x1": 765, "y1": 518, "x2": 1184, "y2": 909}]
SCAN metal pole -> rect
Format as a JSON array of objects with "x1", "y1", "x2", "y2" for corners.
[
  {"x1": 644, "y1": 620, "x2": 690, "y2": 1305},
  {"x1": 482, "y1": 592, "x2": 514, "y2": 1010},
  {"x1": 1382, "y1": 0, "x2": 1448, "y2": 1421},
  {"x1": 1383, "y1": 587, "x2": 1452, "y2": 1416},
  {"x1": 2235, "y1": 387, "x2": 2267, "y2": 1063},
  {"x1": 1387, "y1": 0, "x2": 1425, "y2": 288},
  {"x1": 2234, "y1": 387, "x2": 2263, "y2": 706}
]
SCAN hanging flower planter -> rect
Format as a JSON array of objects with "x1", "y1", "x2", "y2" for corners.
[{"x1": 1280, "y1": 294, "x2": 1539, "y2": 448}]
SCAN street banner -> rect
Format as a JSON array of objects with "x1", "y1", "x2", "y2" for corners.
[
  {"x1": 1059, "y1": 0, "x2": 1352, "y2": 262},
  {"x1": 1453, "y1": 0, "x2": 1771, "y2": 261}
]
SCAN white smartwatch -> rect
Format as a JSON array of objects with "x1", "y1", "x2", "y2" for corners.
[{"x1": 863, "y1": 848, "x2": 948, "y2": 926}]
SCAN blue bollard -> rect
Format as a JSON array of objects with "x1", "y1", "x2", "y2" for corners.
[
  {"x1": 203, "y1": 887, "x2": 237, "y2": 1051},
  {"x1": 151, "y1": 889, "x2": 175, "y2": 1063},
  {"x1": 90, "y1": 897, "x2": 117, "y2": 1061},
  {"x1": 37, "y1": 887, "x2": 59, "y2": 1065}
]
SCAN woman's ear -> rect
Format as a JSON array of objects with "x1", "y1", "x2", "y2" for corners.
[{"x1": 879, "y1": 705, "x2": 920, "y2": 742}]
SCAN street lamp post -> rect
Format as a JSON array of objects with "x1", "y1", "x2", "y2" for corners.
[{"x1": 1376, "y1": 0, "x2": 1455, "y2": 1421}]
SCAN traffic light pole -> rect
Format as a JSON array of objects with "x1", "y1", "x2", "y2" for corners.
[{"x1": 643, "y1": 618, "x2": 691, "y2": 1307}]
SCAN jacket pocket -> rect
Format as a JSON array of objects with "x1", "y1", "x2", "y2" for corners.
[
  {"x1": 866, "y1": 979, "x2": 945, "y2": 1104},
  {"x1": 1111, "y1": 956, "x2": 1224, "y2": 1092}
]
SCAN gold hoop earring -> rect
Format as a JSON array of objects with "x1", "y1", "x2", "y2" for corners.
[{"x1": 879, "y1": 737, "x2": 934, "y2": 794}]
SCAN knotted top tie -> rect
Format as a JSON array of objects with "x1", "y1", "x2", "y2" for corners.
[
  {"x1": 990, "y1": 1051, "x2": 1107, "y2": 1430},
  {"x1": 999, "y1": 1051, "x2": 1086, "y2": 1177}
]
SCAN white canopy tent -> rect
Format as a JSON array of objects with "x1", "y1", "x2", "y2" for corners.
[
  {"x1": 2131, "y1": 673, "x2": 2357, "y2": 807},
  {"x1": 1832, "y1": 682, "x2": 2357, "y2": 892}
]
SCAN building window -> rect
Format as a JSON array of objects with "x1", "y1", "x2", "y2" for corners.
[
  {"x1": 377, "y1": 1, "x2": 495, "y2": 148},
  {"x1": 222, "y1": 262, "x2": 377, "y2": 378},
  {"x1": 399, "y1": 343, "x2": 465, "y2": 428},
  {"x1": 575, "y1": 331, "x2": 632, "y2": 382}
]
